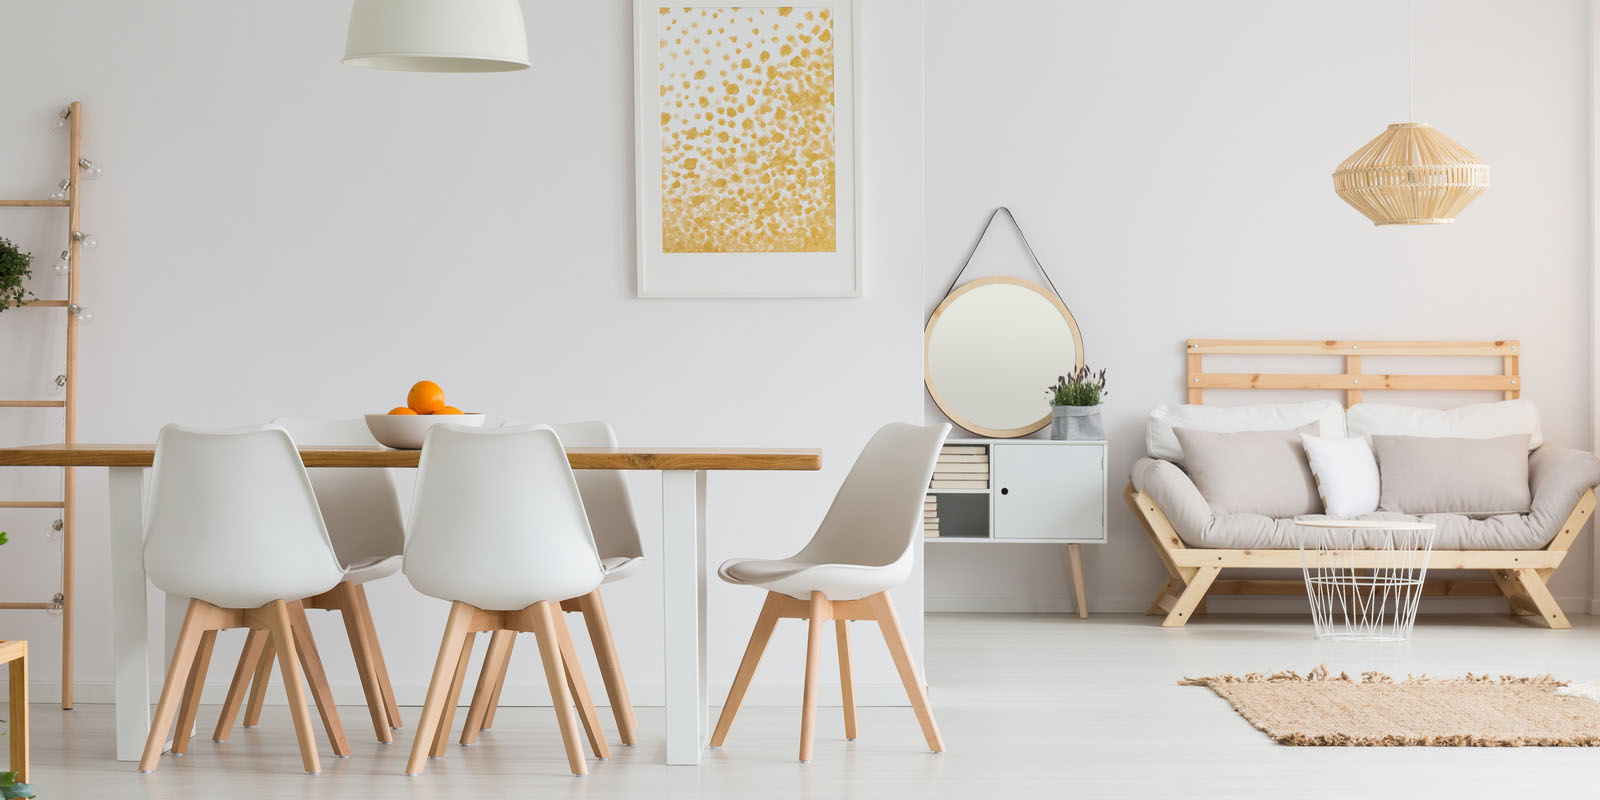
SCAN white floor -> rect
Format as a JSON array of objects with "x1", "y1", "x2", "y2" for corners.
[{"x1": 11, "y1": 612, "x2": 1600, "y2": 799}]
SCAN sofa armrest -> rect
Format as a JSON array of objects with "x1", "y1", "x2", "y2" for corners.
[
  {"x1": 1528, "y1": 446, "x2": 1600, "y2": 538},
  {"x1": 1130, "y1": 457, "x2": 1215, "y2": 545}
]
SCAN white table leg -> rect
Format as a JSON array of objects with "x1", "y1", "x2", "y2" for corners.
[
  {"x1": 109, "y1": 467, "x2": 149, "y2": 762},
  {"x1": 662, "y1": 470, "x2": 708, "y2": 765}
]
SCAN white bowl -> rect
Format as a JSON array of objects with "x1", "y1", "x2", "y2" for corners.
[{"x1": 364, "y1": 412, "x2": 486, "y2": 449}]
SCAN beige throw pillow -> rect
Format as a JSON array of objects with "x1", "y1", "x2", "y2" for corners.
[
  {"x1": 1173, "y1": 424, "x2": 1321, "y2": 517},
  {"x1": 1371, "y1": 434, "x2": 1532, "y2": 517}
]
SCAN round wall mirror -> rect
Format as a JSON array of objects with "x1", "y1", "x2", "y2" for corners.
[{"x1": 924, "y1": 277, "x2": 1085, "y2": 438}]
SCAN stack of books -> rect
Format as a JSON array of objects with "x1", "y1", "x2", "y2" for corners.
[
  {"x1": 929, "y1": 444, "x2": 989, "y2": 489},
  {"x1": 924, "y1": 495, "x2": 939, "y2": 538}
]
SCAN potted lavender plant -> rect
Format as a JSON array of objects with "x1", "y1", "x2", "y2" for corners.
[{"x1": 1046, "y1": 366, "x2": 1107, "y2": 441}]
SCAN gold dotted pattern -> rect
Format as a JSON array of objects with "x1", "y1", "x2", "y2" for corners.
[{"x1": 658, "y1": 6, "x2": 836, "y2": 253}]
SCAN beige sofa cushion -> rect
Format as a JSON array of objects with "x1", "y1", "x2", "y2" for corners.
[
  {"x1": 1347, "y1": 399, "x2": 1543, "y2": 450},
  {"x1": 1129, "y1": 445, "x2": 1600, "y2": 550},
  {"x1": 1372, "y1": 434, "x2": 1532, "y2": 517},
  {"x1": 1147, "y1": 400, "x2": 1345, "y2": 463},
  {"x1": 1174, "y1": 426, "x2": 1321, "y2": 517}
]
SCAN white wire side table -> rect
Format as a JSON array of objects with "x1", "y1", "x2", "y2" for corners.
[{"x1": 1293, "y1": 518, "x2": 1438, "y2": 642}]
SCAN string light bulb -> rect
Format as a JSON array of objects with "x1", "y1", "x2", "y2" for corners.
[
  {"x1": 77, "y1": 157, "x2": 103, "y2": 181},
  {"x1": 52, "y1": 250, "x2": 70, "y2": 277},
  {"x1": 67, "y1": 304, "x2": 93, "y2": 325},
  {"x1": 48, "y1": 179, "x2": 69, "y2": 203},
  {"x1": 51, "y1": 107, "x2": 70, "y2": 134},
  {"x1": 71, "y1": 231, "x2": 97, "y2": 250}
]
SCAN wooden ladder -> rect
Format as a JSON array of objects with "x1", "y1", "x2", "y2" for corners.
[{"x1": 0, "y1": 100, "x2": 87, "y2": 709}]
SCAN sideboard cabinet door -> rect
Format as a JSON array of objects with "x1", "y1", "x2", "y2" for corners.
[{"x1": 991, "y1": 443, "x2": 1105, "y2": 542}]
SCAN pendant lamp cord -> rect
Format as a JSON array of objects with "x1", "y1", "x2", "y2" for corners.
[{"x1": 1408, "y1": 0, "x2": 1415, "y2": 121}]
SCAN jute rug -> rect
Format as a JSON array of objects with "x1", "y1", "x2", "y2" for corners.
[{"x1": 1180, "y1": 665, "x2": 1600, "y2": 746}]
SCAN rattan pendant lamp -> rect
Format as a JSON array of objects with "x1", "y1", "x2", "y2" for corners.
[{"x1": 1332, "y1": 1, "x2": 1488, "y2": 226}]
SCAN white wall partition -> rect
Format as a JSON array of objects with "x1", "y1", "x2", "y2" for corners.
[
  {"x1": 922, "y1": 0, "x2": 1596, "y2": 614},
  {"x1": 0, "y1": 0, "x2": 928, "y2": 707}
]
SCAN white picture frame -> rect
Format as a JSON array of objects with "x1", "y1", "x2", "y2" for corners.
[{"x1": 633, "y1": 0, "x2": 859, "y2": 298}]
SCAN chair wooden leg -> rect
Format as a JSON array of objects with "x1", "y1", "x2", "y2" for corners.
[
  {"x1": 242, "y1": 639, "x2": 274, "y2": 728},
  {"x1": 171, "y1": 628, "x2": 217, "y2": 755},
  {"x1": 554, "y1": 612, "x2": 610, "y2": 760},
  {"x1": 710, "y1": 592, "x2": 782, "y2": 747},
  {"x1": 288, "y1": 602, "x2": 350, "y2": 758},
  {"x1": 480, "y1": 634, "x2": 513, "y2": 732},
  {"x1": 836, "y1": 619, "x2": 857, "y2": 741},
  {"x1": 140, "y1": 599, "x2": 212, "y2": 772},
  {"x1": 429, "y1": 633, "x2": 476, "y2": 758},
  {"x1": 529, "y1": 600, "x2": 588, "y2": 777},
  {"x1": 799, "y1": 591, "x2": 831, "y2": 763},
  {"x1": 264, "y1": 599, "x2": 322, "y2": 775},
  {"x1": 461, "y1": 630, "x2": 514, "y2": 745},
  {"x1": 334, "y1": 583, "x2": 392, "y2": 743},
  {"x1": 578, "y1": 590, "x2": 637, "y2": 745},
  {"x1": 405, "y1": 601, "x2": 475, "y2": 776},
  {"x1": 866, "y1": 591, "x2": 945, "y2": 753},
  {"x1": 353, "y1": 584, "x2": 402, "y2": 730},
  {"x1": 1163, "y1": 566, "x2": 1220, "y2": 628},
  {"x1": 213, "y1": 629, "x2": 267, "y2": 742},
  {"x1": 8, "y1": 644, "x2": 27, "y2": 783}
]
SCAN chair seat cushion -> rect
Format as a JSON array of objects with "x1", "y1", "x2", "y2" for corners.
[
  {"x1": 717, "y1": 557, "x2": 900, "y2": 601},
  {"x1": 342, "y1": 555, "x2": 400, "y2": 585},
  {"x1": 601, "y1": 555, "x2": 643, "y2": 584}
]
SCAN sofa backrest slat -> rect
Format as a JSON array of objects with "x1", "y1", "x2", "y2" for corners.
[{"x1": 1184, "y1": 339, "x2": 1521, "y2": 407}]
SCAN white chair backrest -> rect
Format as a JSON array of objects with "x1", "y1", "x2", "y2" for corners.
[
  {"x1": 144, "y1": 424, "x2": 345, "y2": 609},
  {"x1": 796, "y1": 422, "x2": 951, "y2": 569},
  {"x1": 405, "y1": 424, "x2": 605, "y2": 610},
  {"x1": 273, "y1": 417, "x2": 405, "y2": 568},
  {"x1": 505, "y1": 420, "x2": 644, "y2": 562}
]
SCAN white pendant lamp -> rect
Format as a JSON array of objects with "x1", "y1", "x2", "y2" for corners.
[
  {"x1": 344, "y1": 0, "x2": 530, "y2": 73},
  {"x1": 1332, "y1": 0, "x2": 1488, "y2": 226}
]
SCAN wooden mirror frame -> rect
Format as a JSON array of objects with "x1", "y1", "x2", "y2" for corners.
[{"x1": 923, "y1": 277, "x2": 1086, "y2": 438}]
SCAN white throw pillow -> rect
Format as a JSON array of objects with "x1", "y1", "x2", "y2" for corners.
[
  {"x1": 1345, "y1": 399, "x2": 1543, "y2": 450},
  {"x1": 1299, "y1": 433, "x2": 1380, "y2": 517},
  {"x1": 1147, "y1": 400, "x2": 1347, "y2": 463}
]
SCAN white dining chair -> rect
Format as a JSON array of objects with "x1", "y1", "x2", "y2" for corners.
[
  {"x1": 462, "y1": 420, "x2": 643, "y2": 747},
  {"x1": 140, "y1": 424, "x2": 349, "y2": 774},
  {"x1": 710, "y1": 422, "x2": 951, "y2": 763},
  {"x1": 213, "y1": 417, "x2": 405, "y2": 745},
  {"x1": 403, "y1": 424, "x2": 609, "y2": 777}
]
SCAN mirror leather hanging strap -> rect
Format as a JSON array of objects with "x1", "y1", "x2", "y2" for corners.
[{"x1": 938, "y1": 207, "x2": 1073, "y2": 314}]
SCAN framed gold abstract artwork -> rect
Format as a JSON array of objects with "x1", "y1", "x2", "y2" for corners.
[{"x1": 634, "y1": 1, "x2": 857, "y2": 297}]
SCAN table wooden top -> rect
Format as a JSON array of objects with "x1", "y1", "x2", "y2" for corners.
[{"x1": 0, "y1": 443, "x2": 823, "y2": 471}]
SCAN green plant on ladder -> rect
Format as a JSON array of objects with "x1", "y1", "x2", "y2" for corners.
[
  {"x1": 0, "y1": 239, "x2": 35, "y2": 312},
  {"x1": 0, "y1": 532, "x2": 35, "y2": 799}
]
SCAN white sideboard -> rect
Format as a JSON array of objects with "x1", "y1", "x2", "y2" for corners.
[{"x1": 925, "y1": 438, "x2": 1108, "y2": 616}]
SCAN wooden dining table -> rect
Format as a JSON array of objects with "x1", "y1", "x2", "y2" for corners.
[{"x1": 0, "y1": 442, "x2": 822, "y2": 767}]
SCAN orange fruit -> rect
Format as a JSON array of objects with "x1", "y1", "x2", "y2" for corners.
[
  {"x1": 436, "y1": 406, "x2": 464, "y2": 415},
  {"x1": 407, "y1": 380, "x2": 446, "y2": 414},
  {"x1": 387, "y1": 406, "x2": 417, "y2": 416}
]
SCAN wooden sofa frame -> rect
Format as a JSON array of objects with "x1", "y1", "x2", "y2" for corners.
[{"x1": 1126, "y1": 339, "x2": 1597, "y2": 629}]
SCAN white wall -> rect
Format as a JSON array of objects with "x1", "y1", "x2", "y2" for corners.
[
  {"x1": 0, "y1": 0, "x2": 928, "y2": 706},
  {"x1": 923, "y1": 0, "x2": 1595, "y2": 613}
]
